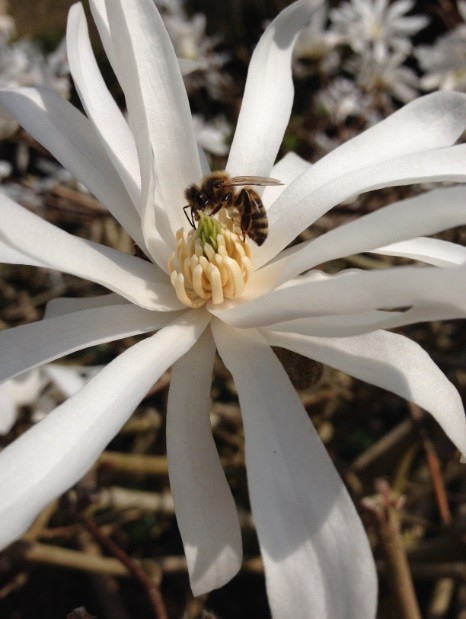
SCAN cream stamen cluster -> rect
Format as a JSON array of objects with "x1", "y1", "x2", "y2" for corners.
[{"x1": 168, "y1": 213, "x2": 252, "y2": 308}]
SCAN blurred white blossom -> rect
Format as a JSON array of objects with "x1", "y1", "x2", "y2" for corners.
[
  {"x1": 0, "y1": 365, "x2": 100, "y2": 434},
  {"x1": 355, "y1": 51, "x2": 420, "y2": 103},
  {"x1": 0, "y1": 8, "x2": 69, "y2": 139},
  {"x1": 193, "y1": 114, "x2": 231, "y2": 156},
  {"x1": 293, "y1": 3, "x2": 340, "y2": 75},
  {"x1": 163, "y1": 10, "x2": 230, "y2": 99},
  {"x1": 416, "y1": 1, "x2": 466, "y2": 91},
  {"x1": 330, "y1": 0, "x2": 428, "y2": 62}
]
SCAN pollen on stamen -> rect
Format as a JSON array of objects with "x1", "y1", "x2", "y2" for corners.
[{"x1": 168, "y1": 214, "x2": 252, "y2": 308}]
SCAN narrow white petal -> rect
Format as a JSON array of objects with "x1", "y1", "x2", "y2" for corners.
[
  {"x1": 0, "y1": 193, "x2": 180, "y2": 310},
  {"x1": 0, "y1": 304, "x2": 181, "y2": 384},
  {"x1": 103, "y1": 2, "x2": 171, "y2": 269},
  {"x1": 167, "y1": 327, "x2": 242, "y2": 595},
  {"x1": 0, "y1": 87, "x2": 146, "y2": 250},
  {"x1": 227, "y1": 0, "x2": 324, "y2": 178},
  {"x1": 262, "y1": 185, "x2": 466, "y2": 286},
  {"x1": 106, "y1": 0, "x2": 202, "y2": 235},
  {"x1": 270, "y1": 303, "x2": 466, "y2": 338},
  {"x1": 67, "y1": 4, "x2": 141, "y2": 212},
  {"x1": 374, "y1": 237, "x2": 466, "y2": 267},
  {"x1": 258, "y1": 91, "x2": 466, "y2": 268},
  {"x1": 212, "y1": 321, "x2": 377, "y2": 619},
  {"x1": 44, "y1": 294, "x2": 129, "y2": 319},
  {"x1": 0, "y1": 310, "x2": 210, "y2": 550},
  {"x1": 211, "y1": 265, "x2": 466, "y2": 327},
  {"x1": 263, "y1": 329, "x2": 466, "y2": 458},
  {"x1": 268, "y1": 311, "x2": 401, "y2": 338}
]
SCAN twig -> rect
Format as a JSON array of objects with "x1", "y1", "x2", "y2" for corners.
[
  {"x1": 94, "y1": 486, "x2": 175, "y2": 515},
  {"x1": 15, "y1": 540, "x2": 188, "y2": 576},
  {"x1": 50, "y1": 185, "x2": 106, "y2": 213},
  {"x1": 426, "y1": 578, "x2": 455, "y2": 619},
  {"x1": 17, "y1": 541, "x2": 129, "y2": 576},
  {"x1": 409, "y1": 404, "x2": 452, "y2": 525},
  {"x1": 350, "y1": 419, "x2": 416, "y2": 473},
  {"x1": 23, "y1": 500, "x2": 58, "y2": 542},
  {"x1": 98, "y1": 451, "x2": 169, "y2": 475},
  {"x1": 376, "y1": 561, "x2": 466, "y2": 581},
  {"x1": 77, "y1": 527, "x2": 132, "y2": 619},
  {"x1": 362, "y1": 479, "x2": 422, "y2": 619},
  {"x1": 79, "y1": 514, "x2": 168, "y2": 619}
]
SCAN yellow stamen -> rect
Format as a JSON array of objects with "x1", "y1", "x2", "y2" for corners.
[{"x1": 168, "y1": 214, "x2": 252, "y2": 307}]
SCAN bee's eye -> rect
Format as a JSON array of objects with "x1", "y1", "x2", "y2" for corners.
[{"x1": 198, "y1": 193, "x2": 208, "y2": 206}]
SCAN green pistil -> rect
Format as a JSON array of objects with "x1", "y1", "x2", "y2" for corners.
[{"x1": 195, "y1": 212, "x2": 222, "y2": 252}]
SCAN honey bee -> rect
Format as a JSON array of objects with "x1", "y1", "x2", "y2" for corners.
[{"x1": 183, "y1": 171, "x2": 283, "y2": 246}]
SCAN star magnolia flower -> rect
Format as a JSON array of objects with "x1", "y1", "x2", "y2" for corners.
[
  {"x1": 416, "y1": 2, "x2": 466, "y2": 92},
  {"x1": 330, "y1": 0, "x2": 428, "y2": 62},
  {"x1": 0, "y1": 1, "x2": 466, "y2": 617},
  {"x1": 0, "y1": 364, "x2": 100, "y2": 434}
]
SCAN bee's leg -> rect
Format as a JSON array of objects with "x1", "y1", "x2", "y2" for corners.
[
  {"x1": 183, "y1": 205, "x2": 196, "y2": 228},
  {"x1": 211, "y1": 192, "x2": 233, "y2": 215},
  {"x1": 235, "y1": 189, "x2": 252, "y2": 241}
]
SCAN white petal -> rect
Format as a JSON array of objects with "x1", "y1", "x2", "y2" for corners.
[
  {"x1": 102, "y1": 2, "x2": 169, "y2": 270},
  {"x1": 270, "y1": 302, "x2": 466, "y2": 337},
  {"x1": 263, "y1": 329, "x2": 466, "y2": 458},
  {"x1": 167, "y1": 327, "x2": 242, "y2": 595},
  {"x1": 106, "y1": 0, "x2": 202, "y2": 235},
  {"x1": 261, "y1": 185, "x2": 466, "y2": 287},
  {"x1": 67, "y1": 4, "x2": 141, "y2": 213},
  {"x1": 0, "y1": 193, "x2": 180, "y2": 310},
  {"x1": 374, "y1": 237, "x2": 466, "y2": 267},
  {"x1": 259, "y1": 91, "x2": 466, "y2": 268},
  {"x1": 212, "y1": 321, "x2": 377, "y2": 619},
  {"x1": 227, "y1": 0, "x2": 323, "y2": 178},
  {"x1": 211, "y1": 265, "x2": 466, "y2": 327},
  {"x1": 0, "y1": 303, "x2": 182, "y2": 385},
  {"x1": 44, "y1": 294, "x2": 129, "y2": 319},
  {"x1": 0, "y1": 87, "x2": 146, "y2": 250},
  {"x1": 0, "y1": 310, "x2": 210, "y2": 550},
  {"x1": 268, "y1": 311, "x2": 401, "y2": 338}
]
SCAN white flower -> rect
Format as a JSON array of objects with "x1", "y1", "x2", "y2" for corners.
[
  {"x1": 316, "y1": 77, "x2": 372, "y2": 122},
  {"x1": 293, "y1": 3, "x2": 340, "y2": 74},
  {"x1": 192, "y1": 113, "x2": 230, "y2": 157},
  {"x1": 416, "y1": 2, "x2": 466, "y2": 92},
  {"x1": 330, "y1": 0, "x2": 428, "y2": 62},
  {"x1": 0, "y1": 364, "x2": 99, "y2": 434},
  {"x1": 0, "y1": 8, "x2": 70, "y2": 137},
  {"x1": 163, "y1": 10, "x2": 230, "y2": 100},
  {"x1": 354, "y1": 51, "x2": 420, "y2": 103},
  {"x1": 0, "y1": 1, "x2": 466, "y2": 617}
]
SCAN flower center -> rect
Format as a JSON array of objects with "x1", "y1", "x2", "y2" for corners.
[{"x1": 168, "y1": 213, "x2": 252, "y2": 308}]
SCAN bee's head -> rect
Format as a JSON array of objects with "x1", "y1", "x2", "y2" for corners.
[{"x1": 185, "y1": 185, "x2": 209, "y2": 211}]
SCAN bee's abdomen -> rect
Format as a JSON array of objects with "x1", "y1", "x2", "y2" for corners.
[{"x1": 248, "y1": 209, "x2": 268, "y2": 245}]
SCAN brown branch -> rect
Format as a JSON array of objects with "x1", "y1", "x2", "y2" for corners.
[
  {"x1": 362, "y1": 479, "x2": 422, "y2": 619},
  {"x1": 409, "y1": 404, "x2": 452, "y2": 525},
  {"x1": 78, "y1": 515, "x2": 168, "y2": 619}
]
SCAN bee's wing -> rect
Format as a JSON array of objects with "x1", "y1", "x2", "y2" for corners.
[{"x1": 225, "y1": 176, "x2": 284, "y2": 187}]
